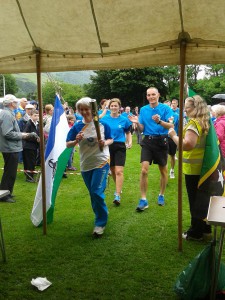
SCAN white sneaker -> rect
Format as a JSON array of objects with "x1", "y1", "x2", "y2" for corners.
[
  {"x1": 170, "y1": 169, "x2": 175, "y2": 179},
  {"x1": 93, "y1": 226, "x2": 105, "y2": 237}
]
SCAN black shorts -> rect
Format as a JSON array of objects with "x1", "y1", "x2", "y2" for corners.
[
  {"x1": 141, "y1": 136, "x2": 168, "y2": 166},
  {"x1": 109, "y1": 142, "x2": 126, "y2": 167},
  {"x1": 168, "y1": 137, "x2": 177, "y2": 156}
]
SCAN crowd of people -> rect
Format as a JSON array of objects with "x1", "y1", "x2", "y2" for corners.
[{"x1": 0, "y1": 91, "x2": 225, "y2": 239}]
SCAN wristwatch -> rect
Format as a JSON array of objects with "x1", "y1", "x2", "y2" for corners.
[{"x1": 157, "y1": 120, "x2": 161, "y2": 124}]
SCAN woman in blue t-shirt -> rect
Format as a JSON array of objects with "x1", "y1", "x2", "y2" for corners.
[{"x1": 101, "y1": 98, "x2": 132, "y2": 206}]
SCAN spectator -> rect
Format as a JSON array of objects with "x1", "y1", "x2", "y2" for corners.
[
  {"x1": 43, "y1": 104, "x2": 54, "y2": 142},
  {"x1": 211, "y1": 104, "x2": 225, "y2": 158},
  {"x1": 168, "y1": 95, "x2": 211, "y2": 241},
  {"x1": 14, "y1": 97, "x2": 28, "y2": 120},
  {"x1": 23, "y1": 110, "x2": 40, "y2": 182},
  {"x1": 0, "y1": 95, "x2": 31, "y2": 202},
  {"x1": 171, "y1": 99, "x2": 180, "y2": 114}
]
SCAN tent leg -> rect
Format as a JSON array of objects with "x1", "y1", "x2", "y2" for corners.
[{"x1": 0, "y1": 217, "x2": 6, "y2": 262}]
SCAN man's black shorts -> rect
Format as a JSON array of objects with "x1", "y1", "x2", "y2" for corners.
[
  {"x1": 140, "y1": 136, "x2": 168, "y2": 166},
  {"x1": 109, "y1": 142, "x2": 126, "y2": 167},
  {"x1": 168, "y1": 136, "x2": 177, "y2": 156}
]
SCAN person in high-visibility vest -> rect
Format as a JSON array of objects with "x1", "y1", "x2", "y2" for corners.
[{"x1": 168, "y1": 95, "x2": 211, "y2": 241}]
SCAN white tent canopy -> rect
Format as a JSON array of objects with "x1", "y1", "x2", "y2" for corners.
[{"x1": 1, "y1": 0, "x2": 225, "y2": 74}]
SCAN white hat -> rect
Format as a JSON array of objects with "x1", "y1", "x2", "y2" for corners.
[
  {"x1": 3, "y1": 94, "x2": 18, "y2": 106},
  {"x1": 25, "y1": 104, "x2": 35, "y2": 109}
]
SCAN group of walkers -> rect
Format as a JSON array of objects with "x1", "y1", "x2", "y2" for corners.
[{"x1": 1, "y1": 90, "x2": 225, "y2": 241}]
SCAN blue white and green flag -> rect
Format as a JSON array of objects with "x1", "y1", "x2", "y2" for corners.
[{"x1": 31, "y1": 95, "x2": 72, "y2": 226}]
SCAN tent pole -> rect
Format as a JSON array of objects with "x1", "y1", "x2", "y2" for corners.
[
  {"x1": 36, "y1": 51, "x2": 47, "y2": 235},
  {"x1": 178, "y1": 40, "x2": 186, "y2": 251}
]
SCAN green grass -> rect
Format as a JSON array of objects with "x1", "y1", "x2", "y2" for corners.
[{"x1": 0, "y1": 136, "x2": 211, "y2": 299}]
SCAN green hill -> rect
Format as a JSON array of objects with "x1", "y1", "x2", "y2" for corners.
[{"x1": 13, "y1": 71, "x2": 95, "y2": 95}]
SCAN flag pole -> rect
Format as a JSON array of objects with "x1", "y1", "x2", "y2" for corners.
[
  {"x1": 35, "y1": 50, "x2": 47, "y2": 235},
  {"x1": 178, "y1": 40, "x2": 187, "y2": 251}
]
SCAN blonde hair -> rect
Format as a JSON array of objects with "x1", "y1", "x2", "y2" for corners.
[
  {"x1": 185, "y1": 95, "x2": 210, "y2": 134},
  {"x1": 45, "y1": 104, "x2": 53, "y2": 114},
  {"x1": 109, "y1": 98, "x2": 121, "y2": 108}
]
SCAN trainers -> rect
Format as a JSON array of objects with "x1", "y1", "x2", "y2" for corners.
[
  {"x1": 114, "y1": 190, "x2": 122, "y2": 196},
  {"x1": 182, "y1": 232, "x2": 203, "y2": 241},
  {"x1": 136, "y1": 199, "x2": 148, "y2": 211},
  {"x1": 93, "y1": 226, "x2": 105, "y2": 237},
  {"x1": 158, "y1": 195, "x2": 165, "y2": 206},
  {"x1": 169, "y1": 169, "x2": 175, "y2": 179},
  {"x1": 113, "y1": 195, "x2": 121, "y2": 206}
]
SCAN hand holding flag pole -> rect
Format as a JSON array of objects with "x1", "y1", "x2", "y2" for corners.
[{"x1": 90, "y1": 99, "x2": 103, "y2": 151}]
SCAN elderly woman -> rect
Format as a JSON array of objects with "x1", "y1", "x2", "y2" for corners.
[
  {"x1": 66, "y1": 97, "x2": 113, "y2": 237},
  {"x1": 168, "y1": 95, "x2": 211, "y2": 241},
  {"x1": 211, "y1": 104, "x2": 225, "y2": 158}
]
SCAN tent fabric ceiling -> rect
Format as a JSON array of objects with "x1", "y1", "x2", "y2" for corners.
[{"x1": 1, "y1": 0, "x2": 225, "y2": 73}]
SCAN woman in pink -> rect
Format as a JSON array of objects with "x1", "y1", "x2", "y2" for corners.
[{"x1": 211, "y1": 104, "x2": 225, "y2": 157}]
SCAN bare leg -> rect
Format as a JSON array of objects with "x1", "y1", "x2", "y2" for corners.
[
  {"x1": 158, "y1": 164, "x2": 168, "y2": 195},
  {"x1": 140, "y1": 161, "x2": 150, "y2": 198},
  {"x1": 114, "y1": 166, "x2": 124, "y2": 195},
  {"x1": 170, "y1": 155, "x2": 175, "y2": 170}
]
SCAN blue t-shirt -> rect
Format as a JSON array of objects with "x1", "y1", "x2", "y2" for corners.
[
  {"x1": 101, "y1": 114, "x2": 131, "y2": 142},
  {"x1": 139, "y1": 103, "x2": 174, "y2": 136},
  {"x1": 74, "y1": 112, "x2": 83, "y2": 121},
  {"x1": 121, "y1": 112, "x2": 133, "y2": 126},
  {"x1": 98, "y1": 109, "x2": 110, "y2": 116}
]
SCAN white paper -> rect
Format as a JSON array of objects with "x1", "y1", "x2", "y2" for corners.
[{"x1": 31, "y1": 277, "x2": 52, "y2": 291}]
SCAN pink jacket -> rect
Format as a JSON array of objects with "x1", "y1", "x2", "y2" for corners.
[{"x1": 214, "y1": 115, "x2": 225, "y2": 158}]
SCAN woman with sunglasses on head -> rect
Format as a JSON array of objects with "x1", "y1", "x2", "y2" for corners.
[{"x1": 168, "y1": 95, "x2": 211, "y2": 241}]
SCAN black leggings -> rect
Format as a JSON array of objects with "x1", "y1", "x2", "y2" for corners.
[{"x1": 185, "y1": 174, "x2": 211, "y2": 237}]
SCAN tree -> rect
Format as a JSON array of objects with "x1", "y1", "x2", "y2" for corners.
[
  {"x1": 193, "y1": 75, "x2": 225, "y2": 104},
  {"x1": 0, "y1": 74, "x2": 18, "y2": 96},
  {"x1": 205, "y1": 64, "x2": 225, "y2": 77},
  {"x1": 85, "y1": 68, "x2": 168, "y2": 107},
  {"x1": 42, "y1": 80, "x2": 86, "y2": 108},
  {"x1": 162, "y1": 66, "x2": 180, "y2": 100}
]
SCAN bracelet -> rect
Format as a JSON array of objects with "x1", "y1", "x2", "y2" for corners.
[{"x1": 157, "y1": 120, "x2": 161, "y2": 125}]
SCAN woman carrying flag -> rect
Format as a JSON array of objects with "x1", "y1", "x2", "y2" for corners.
[
  {"x1": 168, "y1": 95, "x2": 212, "y2": 241},
  {"x1": 66, "y1": 97, "x2": 113, "y2": 238}
]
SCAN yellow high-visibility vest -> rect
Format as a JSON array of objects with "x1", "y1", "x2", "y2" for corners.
[{"x1": 183, "y1": 119, "x2": 206, "y2": 175}]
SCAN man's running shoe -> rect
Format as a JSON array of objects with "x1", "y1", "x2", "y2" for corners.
[
  {"x1": 136, "y1": 199, "x2": 148, "y2": 212},
  {"x1": 113, "y1": 195, "x2": 121, "y2": 206},
  {"x1": 158, "y1": 195, "x2": 165, "y2": 206}
]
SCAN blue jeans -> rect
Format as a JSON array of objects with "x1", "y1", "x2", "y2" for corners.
[{"x1": 82, "y1": 163, "x2": 109, "y2": 227}]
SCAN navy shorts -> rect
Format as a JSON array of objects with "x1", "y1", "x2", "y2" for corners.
[
  {"x1": 109, "y1": 142, "x2": 126, "y2": 167},
  {"x1": 140, "y1": 136, "x2": 168, "y2": 166},
  {"x1": 168, "y1": 137, "x2": 177, "y2": 156}
]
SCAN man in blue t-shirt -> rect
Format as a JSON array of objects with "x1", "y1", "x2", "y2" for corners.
[{"x1": 129, "y1": 87, "x2": 174, "y2": 210}]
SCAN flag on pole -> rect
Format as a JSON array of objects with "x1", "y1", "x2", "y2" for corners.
[
  {"x1": 188, "y1": 87, "x2": 197, "y2": 97},
  {"x1": 198, "y1": 119, "x2": 225, "y2": 196},
  {"x1": 31, "y1": 95, "x2": 72, "y2": 227}
]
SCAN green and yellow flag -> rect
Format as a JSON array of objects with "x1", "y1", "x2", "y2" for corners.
[{"x1": 198, "y1": 119, "x2": 225, "y2": 196}]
